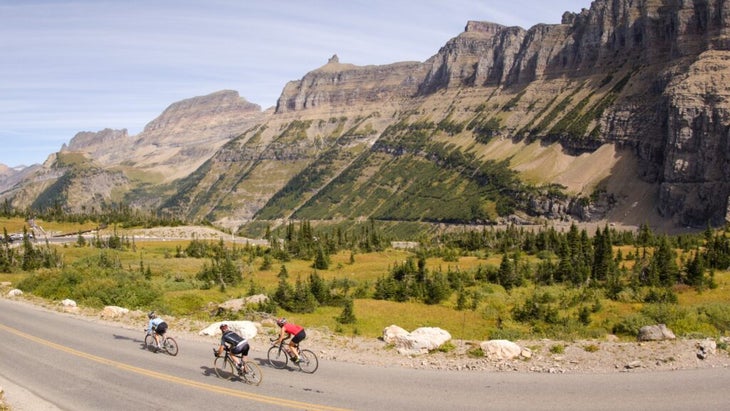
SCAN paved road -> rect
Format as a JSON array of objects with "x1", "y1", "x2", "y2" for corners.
[{"x1": 1, "y1": 298, "x2": 728, "y2": 411}]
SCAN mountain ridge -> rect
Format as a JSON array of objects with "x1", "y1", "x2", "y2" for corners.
[{"x1": 2, "y1": 0, "x2": 729, "y2": 234}]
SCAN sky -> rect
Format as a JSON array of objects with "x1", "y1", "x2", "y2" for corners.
[{"x1": 0, "y1": 0, "x2": 590, "y2": 168}]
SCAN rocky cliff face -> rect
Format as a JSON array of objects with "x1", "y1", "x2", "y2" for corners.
[
  {"x1": 267, "y1": 0, "x2": 730, "y2": 227},
  {"x1": 276, "y1": 55, "x2": 427, "y2": 113},
  {"x1": 62, "y1": 128, "x2": 131, "y2": 161}
]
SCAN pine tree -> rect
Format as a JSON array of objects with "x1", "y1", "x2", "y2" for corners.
[
  {"x1": 313, "y1": 245, "x2": 330, "y2": 269},
  {"x1": 337, "y1": 297, "x2": 356, "y2": 324},
  {"x1": 290, "y1": 275, "x2": 318, "y2": 313},
  {"x1": 653, "y1": 236, "x2": 679, "y2": 286},
  {"x1": 685, "y1": 250, "x2": 706, "y2": 289}
]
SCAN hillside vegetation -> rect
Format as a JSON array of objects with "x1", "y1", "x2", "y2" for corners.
[{"x1": 2, "y1": 215, "x2": 729, "y2": 344}]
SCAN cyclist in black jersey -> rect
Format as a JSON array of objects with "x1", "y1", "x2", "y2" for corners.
[{"x1": 215, "y1": 323, "x2": 250, "y2": 369}]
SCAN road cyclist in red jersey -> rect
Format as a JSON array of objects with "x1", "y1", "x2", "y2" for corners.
[{"x1": 273, "y1": 318, "x2": 306, "y2": 362}]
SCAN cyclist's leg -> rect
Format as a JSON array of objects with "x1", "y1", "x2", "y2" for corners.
[
  {"x1": 227, "y1": 351, "x2": 241, "y2": 368},
  {"x1": 288, "y1": 341, "x2": 299, "y2": 359},
  {"x1": 291, "y1": 330, "x2": 306, "y2": 358}
]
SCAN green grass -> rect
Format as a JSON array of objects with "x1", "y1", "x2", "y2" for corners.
[{"x1": 3, "y1": 221, "x2": 730, "y2": 342}]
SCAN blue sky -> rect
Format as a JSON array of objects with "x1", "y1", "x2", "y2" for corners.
[{"x1": 0, "y1": 0, "x2": 589, "y2": 168}]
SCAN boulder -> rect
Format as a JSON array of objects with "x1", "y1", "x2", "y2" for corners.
[
  {"x1": 637, "y1": 324, "x2": 676, "y2": 341},
  {"x1": 61, "y1": 299, "x2": 77, "y2": 307},
  {"x1": 382, "y1": 325, "x2": 409, "y2": 344},
  {"x1": 200, "y1": 320, "x2": 258, "y2": 339},
  {"x1": 480, "y1": 340, "x2": 523, "y2": 360},
  {"x1": 7, "y1": 289, "x2": 23, "y2": 297},
  {"x1": 100, "y1": 305, "x2": 129, "y2": 318},
  {"x1": 390, "y1": 326, "x2": 451, "y2": 356}
]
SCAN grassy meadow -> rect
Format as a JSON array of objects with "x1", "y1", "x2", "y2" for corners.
[{"x1": 2, "y1": 217, "x2": 730, "y2": 342}]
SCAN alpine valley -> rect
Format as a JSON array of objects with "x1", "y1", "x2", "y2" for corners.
[{"x1": 2, "y1": 0, "x2": 730, "y2": 236}]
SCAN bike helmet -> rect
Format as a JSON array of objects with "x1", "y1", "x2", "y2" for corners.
[
  {"x1": 148, "y1": 311, "x2": 156, "y2": 319},
  {"x1": 219, "y1": 323, "x2": 228, "y2": 331},
  {"x1": 276, "y1": 317, "x2": 287, "y2": 326}
]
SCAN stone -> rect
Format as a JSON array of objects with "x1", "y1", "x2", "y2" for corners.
[
  {"x1": 382, "y1": 325, "x2": 409, "y2": 344},
  {"x1": 637, "y1": 324, "x2": 676, "y2": 341},
  {"x1": 100, "y1": 306, "x2": 129, "y2": 318},
  {"x1": 480, "y1": 340, "x2": 523, "y2": 360},
  {"x1": 385, "y1": 326, "x2": 451, "y2": 356},
  {"x1": 200, "y1": 320, "x2": 258, "y2": 339}
]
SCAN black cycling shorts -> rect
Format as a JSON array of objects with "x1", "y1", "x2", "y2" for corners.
[
  {"x1": 155, "y1": 322, "x2": 168, "y2": 335},
  {"x1": 292, "y1": 329, "x2": 306, "y2": 344},
  {"x1": 231, "y1": 342, "x2": 250, "y2": 356}
]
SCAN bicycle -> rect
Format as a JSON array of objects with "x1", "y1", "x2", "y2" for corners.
[
  {"x1": 267, "y1": 337, "x2": 318, "y2": 374},
  {"x1": 213, "y1": 348, "x2": 263, "y2": 386},
  {"x1": 144, "y1": 331, "x2": 179, "y2": 356}
]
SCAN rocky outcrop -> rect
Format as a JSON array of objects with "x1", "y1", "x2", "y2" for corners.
[
  {"x1": 63, "y1": 128, "x2": 131, "y2": 158},
  {"x1": 119, "y1": 90, "x2": 265, "y2": 180},
  {"x1": 276, "y1": 54, "x2": 426, "y2": 113}
]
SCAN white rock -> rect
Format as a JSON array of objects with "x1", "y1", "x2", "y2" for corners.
[
  {"x1": 480, "y1": 340, "x2": 523, "y2": 360},
  {"x1": 7, "y1": 289, "x2": 23, "y2": 297},
  {"x1": 100, "y1": 306, "x2": 129, "y2": 318},
  {"x1": 382, "y1": 325, "x2": 409, "y2": 344},
  {"x1": 200, "y1": 320, "x2": 258, "y2": 339},
  {"x1": 61, "y1": 299, "x2": 77, "y2": 307},
  {"x1": 391, "y1": 326, "x2": 451, "y2": 356}
]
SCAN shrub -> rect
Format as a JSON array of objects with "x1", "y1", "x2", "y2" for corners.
[
  {"x1": 612, "y1": 313, "x2": 653, "y2": 337},
  {"x1": 583, "y1": 344, "x2": 600, "y2": 352},
  {"x1": 549, "y1": 344, "x2": 565, "y2": 354},
  {"x1": 435, "y1": 341, "x2": 456, "y2": 353}
]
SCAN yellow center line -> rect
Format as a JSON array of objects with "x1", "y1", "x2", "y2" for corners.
[{"x1": 0, "y1": 322, "x2": 349, "y2": 411}]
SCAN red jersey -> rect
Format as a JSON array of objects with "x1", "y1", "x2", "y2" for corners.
[{"x1": 283, "y1": 322, "x2": 304, "y2": 335}]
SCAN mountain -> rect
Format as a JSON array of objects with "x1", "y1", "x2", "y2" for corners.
[{"x1": 2, "y1": 0, "x2": 729, "y2": 234}]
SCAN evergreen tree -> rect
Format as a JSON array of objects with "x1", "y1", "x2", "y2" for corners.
[
  {"x1": 592, "y1": 226, "x2": 613, "y2": 283},
  {"x1": 653, "y1": 236, "x2": 679, "y2": 286},
  {"x1": 290, "y1": 275, "x2": 318, "y2": 313},
  {"x1": 337, "y1": 297, "x2": 357, "y2": 324},
  {"x1": 424, "y1": 271, "x2": 451, "y2": 304},
  {"x1": 685, "y1": 250, "x2": 706, "y2": 289},
  {"x1": 313, "y1": 245, "x2": 330, "y2": 269},
  {"x1": 308, "y1": 271, "x2": 329, "y2": 304},
  {"x1": 273, "y1": 265, "x2": 294, "y2": 308},
  {"x1": 497, "y1": 253, "x2": 517, "y2": 291}
]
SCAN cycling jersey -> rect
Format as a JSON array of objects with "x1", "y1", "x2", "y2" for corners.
[
  {"x1": 282, "y1": 322, "x2": 304, "y2": 336},
  {"x1": 221, "y1": 330, "x2": 249, "y2": 355}
]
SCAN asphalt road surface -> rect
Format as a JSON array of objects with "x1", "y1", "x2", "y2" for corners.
[{"x1": 1, "y1": 298, "x2": 728, "y2": 411}]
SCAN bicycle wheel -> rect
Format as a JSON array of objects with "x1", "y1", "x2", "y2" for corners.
[
  {"x1": 267, "y1": 345, "x2": 288, "y2": 369},
  {"x1": 144, "y1": 334, "x2": 157, "y2": 352},
  {"x1": 242, "y1": 361, "x2": 263, "y2": 386},
  {"x1": 297, "y1": 349, "x2": 319, "y2": 374},
  {"x1": 163, "y1": 337, "x2": 178, "y2": 356},
  {"x1": 213, "y1": 357, "x2": 236, "y2": 380}
]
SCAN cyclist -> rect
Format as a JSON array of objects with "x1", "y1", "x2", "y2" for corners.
[
  {"x1": 146, "y1": 311, "x2": 168, "y2": 350},
  {"x1": 273, "y1": 318, "x2": 305, "y2": 362},
  {"x1": 216, "y1": 323, "x2": 250, "y2": 371}
]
